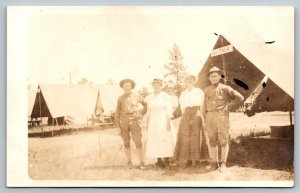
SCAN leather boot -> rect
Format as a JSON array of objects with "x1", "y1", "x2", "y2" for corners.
[
  {"x1": 220, "y1": 144, "x2": 229, "y2": 172},
  {"x1": 207, "y1": 146, "x2": 219, "y2": 171},
  {"x1": 124, "y1": 148, "x2": 132, "y2": 168},
  {"x1": 136, "y1": 148, "x2": 145, "y2": 169}
]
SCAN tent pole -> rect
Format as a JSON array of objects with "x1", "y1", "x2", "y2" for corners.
[
  {"x1": 38, "y1": 89, "x2": 43, "y2": 134},
  {"x1": 53, "y1": 118, "x2": 58, "y2": 137},
  {"x1": 220, "y1": 36, "x2": 227, "y2": 85},
  {"x1": 52, "y1": 118, "x2": 54, "y2": 137},
  {"x1": 288, "y1": 103, "x2": 293, "y2": 126}
]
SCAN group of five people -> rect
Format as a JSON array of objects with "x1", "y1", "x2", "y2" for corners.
[{"x1": 115, "y1": 66, "x2": 244, "y2": 172}]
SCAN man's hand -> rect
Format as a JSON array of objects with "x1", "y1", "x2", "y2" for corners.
[
  {"x1": 217, "y1": 105, "x2": 229, "y2": 112},
  {"x1": 222, "y1": 105, "x2": 229, "y2": 112},
  {"x1": 116, "y1": 125, "x2": 121, "y2": 136}
]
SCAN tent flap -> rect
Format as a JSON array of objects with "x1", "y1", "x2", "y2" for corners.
[{"x1": 246, "y1": 78, "x2": 294, "y2": 116}]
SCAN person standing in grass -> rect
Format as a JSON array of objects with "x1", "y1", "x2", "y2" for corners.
[
  {"x1": 202, "y1": 66, "x2": 244, "y2": 172},
  {"x1": 144, "y1": 79, "x2": 175, "y2": 169},
  {"x1": 173, "y1": 75, "x2": 208, "y2": 168},
  {"x1": 115, "y1": 79, "x2": 146, "y2": 169}
]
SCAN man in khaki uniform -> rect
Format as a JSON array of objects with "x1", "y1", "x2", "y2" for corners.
[
  {"x1": 202, "y1": 66, "x2": 244, "y2": 172},
  {"x1": 115, "y1": 79, "x2": 146, "y2": 168}
]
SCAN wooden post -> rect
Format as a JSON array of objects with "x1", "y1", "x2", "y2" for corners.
[
  {"x1": 51, "y1": 118, "x2": 54, "y2": 137},
  {"x1": 38, "y1": 89, "x2": 44, "y2": 135},
  {"x1": 220, "y1": 36, "x2": 227, "y2": 85}
]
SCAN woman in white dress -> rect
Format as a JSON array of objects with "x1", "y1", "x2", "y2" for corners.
[{"x1": 145, "y1": 79, "x2": 175, "y2": 169}]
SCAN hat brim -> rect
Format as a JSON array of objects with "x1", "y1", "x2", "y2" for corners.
[
  {"x1": 119, "y1": 79, "x2": 136, "y2": 89},
  {"x1": 151, "y1": 80, "x2": 164, "y2": 87},
  {"x1": 185, "y1": 75, "x2": 197, "y2": 82},
  {"x1": 207, "y1": 70, "x2": 224, "y2": 77}
]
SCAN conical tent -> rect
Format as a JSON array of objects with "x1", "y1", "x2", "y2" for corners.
[
  {"x1": 196, "y1": 35, "x2": 294, "y2": 113},
  {"x1": 196, "y1": 35, "x2": 265, "y2": 111},
  {"x1": 247, "y1": 78, "x2": 294, "y2": 113}
]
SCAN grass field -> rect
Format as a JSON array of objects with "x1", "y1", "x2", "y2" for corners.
[{"x1": 28, "y1": 112, "x2": 294, "y2": 181}]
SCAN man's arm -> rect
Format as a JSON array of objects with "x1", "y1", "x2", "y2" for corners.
[
  {"x1": 226, "y1": 86, "x2": 244, "y2": 111},
  {"x1": 115, "y1": 97, "x2": 122, "y2": 127},
  {"x1": 139, "y1": 96, "x2": 148, "y2": 116},
  {"x1": 172, "y1": 105, "x2": 182, "y2": 119},
  {"x1": 201, "y1": 94, "x2": 207, "y2": 122}
]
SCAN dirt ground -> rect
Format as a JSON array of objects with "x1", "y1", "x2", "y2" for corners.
[{"x1": 28, "y1": 112, "x2": 294, "y2": 181}]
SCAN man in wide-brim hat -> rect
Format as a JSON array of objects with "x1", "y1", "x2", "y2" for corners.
[
  {"x1": 206, "y1": 66, "x2": 224, "y2": 77},
  {"x1": 119, "y1": 79, "x2": 136, "y2": 89},
  {"x1": 202, "y1": 66, "x2": 244, "y2": 172},
  {"x1": 115, "y1": 78, "x2": 146, "y2": 169}
]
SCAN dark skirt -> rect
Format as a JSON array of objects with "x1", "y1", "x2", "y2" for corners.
[{"x1": 173, "y1": 107, "x2": 209, "y2": 164}]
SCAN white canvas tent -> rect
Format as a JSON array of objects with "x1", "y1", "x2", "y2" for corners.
[
  {"x1": 95, "y1": 84, "x2": 123, "y2": 115},
  {"x1": 30, "y1": 84, "x2": 122, "y2": 125}
]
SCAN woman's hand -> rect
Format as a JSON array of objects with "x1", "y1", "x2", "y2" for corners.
[{"x1": 166, "y1": 117, "x2": 171, "y2": 131}]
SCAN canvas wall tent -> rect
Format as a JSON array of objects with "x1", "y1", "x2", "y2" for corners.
[
  {"x1": 30, "y1": 84, "x2": 123, "y2": 125},
  {"x1": 196, "y1": 35, "x2": 294, "y2": 113},
  {"x1": 94, "y1": 84, "x2": 123, "y2": 115}
]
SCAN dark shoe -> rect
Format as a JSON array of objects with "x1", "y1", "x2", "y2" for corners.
[
  {"x1": 193, "y1": 161, "x2": 201, "y2": 167},
  {"x1": 155, "y1": 159, "x2": 163, "y2": 169},
  {"x1": 137, "y1": 162, "x2": 146, "y2": 169},
  {"x1": 163, "y1": 158, "x2": 170, "y2": 170},
  {"x1": 206, "y1": 162, "x2": 219, "y2": 171},
  {"x1": 126, "y1": 161, "x2": 132, "y2": 169},
  {"x1": 183, "y1": 160, "x2": 193, "y2": 169}
]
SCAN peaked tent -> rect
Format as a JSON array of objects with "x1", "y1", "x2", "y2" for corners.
[
  {"x1": 95, "y1": 84, "x2": 123, "y2": 115},
  {"x1": 246, "y1": 78, "x2": 294, "y2": 114},
  {"x1": 30, "y1": 84, "x2": 123, "y2": 125},
  {"x1": 196, "y1": 35, "x2": 265, "y2": 111},
  {"x1": 196, "y1": 35, "x2": 294, "y2": 113},
  {"x1": 31, "y1": 84, "x2": 102, "y2": 125}
]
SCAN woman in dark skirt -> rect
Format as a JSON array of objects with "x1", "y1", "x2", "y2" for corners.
[{"x1": 173, "y1": 75, "x2": 209, "y2": 168}]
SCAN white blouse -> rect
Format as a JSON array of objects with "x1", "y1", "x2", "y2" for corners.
[
  {"x1": 145, "y1": 92, "x2": 173, "y2": 118},
  {"x1": 179, "y1": 87, "x2": 204, "y2": 112}
]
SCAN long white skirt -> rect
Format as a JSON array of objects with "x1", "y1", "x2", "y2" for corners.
[{"x1": 146, "y1": 107, "x2": 176, "y2": 158}]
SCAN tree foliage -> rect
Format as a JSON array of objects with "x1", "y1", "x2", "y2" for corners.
[{"x1": 163, "y1": 44, "x2": 187, "y2": 95}]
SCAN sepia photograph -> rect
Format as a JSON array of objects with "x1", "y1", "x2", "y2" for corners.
[{"x1": 7, "y1": 6, "x2": 294, "y2": 187}]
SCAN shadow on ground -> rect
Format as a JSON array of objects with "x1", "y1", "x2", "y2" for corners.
[{"x1": 227, "y1": 134, "x2": 293, "y2": 171}]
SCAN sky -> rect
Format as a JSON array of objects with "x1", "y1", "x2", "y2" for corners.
[{"x1": 27, "y1": 6, "x2": 294, "y2": 95}]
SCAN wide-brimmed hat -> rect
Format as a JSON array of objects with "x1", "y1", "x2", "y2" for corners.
[
  {"x1": 151, "y1": 78, "x2": 164, "y2": 87},
  {"x1": 119, "y1": 79, "x2": 136, "y2": 89},
  {"x1": 207, "y1": 66, "x2": 224, "y2": 76}
]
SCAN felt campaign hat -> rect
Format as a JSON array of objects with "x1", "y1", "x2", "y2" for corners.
[
  {"x1": 207, "y1": 66, "x2": 224, "y2": 76},
  {"x1": 119, "y1": 79, "x2": 136, "y2": 89}
]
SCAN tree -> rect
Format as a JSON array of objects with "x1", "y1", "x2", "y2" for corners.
[{"x1": 163, "y1": 44, "x2": 187, "y2": 96}]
